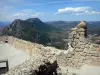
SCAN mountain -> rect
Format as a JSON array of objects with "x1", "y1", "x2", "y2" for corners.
[
  {"x1": 1, "y1": 19, "x2": 39, "y2": 42},
  {"x1": 0, "y1": 18, "x2": 58, "y2": 45},
  {"x1": 26, "y1": 18, "x2": 57, "y2": 33}
]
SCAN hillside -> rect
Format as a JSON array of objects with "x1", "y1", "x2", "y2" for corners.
[
  {"x1": 0, "y1": 18, "x2": 57, "y2": 45},
  {"x1": 26, "y1": 18, "x2": 56, "y2": 33},
  {"x1": 46, "y1": 21, "x2": 100, "y2": 35},
  {"x1": 1, "y1": 19, "x2": 39, "y2": 42}
]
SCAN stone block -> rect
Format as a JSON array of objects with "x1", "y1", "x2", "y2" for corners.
[{"x1": 75, "y1": 49, "x2": 83, "y2": 52}]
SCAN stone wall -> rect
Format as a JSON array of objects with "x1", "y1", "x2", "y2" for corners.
[
  {"x1": 0, "y1": 36, "x2": 65, "y2": 56},
  {"x1": 59, "y1": 21, "x2": 100, "y2": 68}
]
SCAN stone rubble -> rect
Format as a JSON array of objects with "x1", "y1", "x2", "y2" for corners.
[{"x1": 5, "y1": 54, "x2": 59, "y2": 75}]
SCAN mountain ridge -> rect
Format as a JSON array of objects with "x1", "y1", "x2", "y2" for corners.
[{"x1": 0, "y1": 18, "x2": 61, "y2": 46}]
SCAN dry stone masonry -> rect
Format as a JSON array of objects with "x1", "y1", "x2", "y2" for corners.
[{"x1": 65, "y1": 21, "x2": 100, "y2": 68}]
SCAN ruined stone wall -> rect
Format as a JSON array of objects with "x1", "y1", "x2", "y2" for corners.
[
  {"x1": 58, "y1": 21, "x2": 100, "y2": 68},
  {"x1": 0, "y1": 36, "x2": 64, "y2": 56},
  {"x1": 5, "y1": 54, "x2": 59, "y2": 75}
]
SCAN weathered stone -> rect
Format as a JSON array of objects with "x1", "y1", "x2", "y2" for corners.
[
  {"x1": 78, "y1": 28, "x2": 85, "y2": 32},
  {"x1": 69, "y1": 33, "x2": 73, "y2": 39},
  {"x1": 75, "y1": 49, "x2": 83, "y2": 52},
  {"x1": 71, "y1": 28, "x2": 77, "y2": 31},
  {"x1": 90, "y1": 53, "x2": 99, "y2": 57},
  {"x1": 80, "y1": 32, "x2": 85, "y2": 36},
  {"x1": 72, "y1": 31, "x2": 77, "y2": 35},
  {"x1": 75, "y1": 33, "x2": 80, "y2": 39},
  {"x1": 66, "y1": 53, "x2": 72, "y2": 58},
  {"x1": 6, "y1": 55, "x2": 59, "y2": 75},
  {"x1": 77, "y1": 21, "x2": 87, "y2": 29},
  {"x1": 79, "y1": 37, "x2": 88, "y2": 43}
]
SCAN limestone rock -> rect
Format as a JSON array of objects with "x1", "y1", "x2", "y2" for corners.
[
  {"x1": 77, "y1": 21, "x2": 87, "y2": 29},
  {"x1": 5, "y1": 55, "x2": 59, "y2": 75},
  {"x1": 79, "y1": 37, "x2": 87, "y2": 43}
]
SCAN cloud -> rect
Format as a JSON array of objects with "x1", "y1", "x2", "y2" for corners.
[
  {"x1": 55, "y1": 7, "x2": 91, "y2": 14},
  {"x1": 87, "y1": 11, "x2": 100, "y2": 15},
  {"x1": 0, "y1": 8, "x2": 44, "y2": 21},
  {"x1": 55, "y1": 7, "x2": 100, "y2": 15},
  {"x1": 0, "y1": 5, "x2": 15, "y2": 21},
  {"x1": 13, "y1": 9, "x2": 44, "y2": 18},
  {"x1": 13, "y1": 9, "x2": 34, "y2": 17},
  {"x1": 13, "y1": 13, "x2": 28, "y2": 17},
  {"x1": 32, "y1": 12, "x2": 44, "y2": 17}
]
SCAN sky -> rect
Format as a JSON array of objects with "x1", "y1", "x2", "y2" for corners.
[{"x1": 0, "y1": 0, "x2": 100, "y2": 22}]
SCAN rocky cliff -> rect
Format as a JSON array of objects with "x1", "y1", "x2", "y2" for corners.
[{"x1": 0, "y1": 21, "x2": 100, "y2": 75}]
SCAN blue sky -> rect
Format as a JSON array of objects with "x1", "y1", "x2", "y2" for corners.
[{"x1": 0, "y1": 0, "x2": 100, "y2": 22}]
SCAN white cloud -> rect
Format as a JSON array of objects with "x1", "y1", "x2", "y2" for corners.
[
  {"x1": 55, "y1": 7, "x2": 91, "y2": 14},
  {"x1": 13, "y1": 11, "x2": 43, "y2": 21},
  {"x1": 32, "y1": 12, "x2": 44, "y2": 17},
  {"x1": 87, "y1": 11, "x2": 100, "y2": 15},
  {"x1": 13, "y1": 9, "x2": 44, "y2": 18},
  {"x1": 13, "y1": 9, "x2": 34, "y2": 17},
  {"x1": 0, "y1": 5, "x2": 15, "y2": 21},
  {"x1": 55, "y1": 7, "x2": 100, "y2": 15},
  {"x1": 0, "y1": 8, "x2": 44, "y2": 21},
  {"x1": 13, "y1": 13, "x2": 28, "y2": 17}
]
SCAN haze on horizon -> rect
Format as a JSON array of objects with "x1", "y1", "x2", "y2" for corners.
[{"x1": 0, "y1": 0, "x2": 100, "y2": 22}]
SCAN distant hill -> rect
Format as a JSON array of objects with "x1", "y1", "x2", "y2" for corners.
[
  {"x1": 45, "y1": 21, "x2": 68, "y2": 28},
  {"x1": 0, "y1": 21, "x2": 10, "y2": 27},
  {"x1": 87, "y1": 21, "x2": 100, "y2": 35},
  {"x1": 0, "y1": 21, "x2": 11, "y2": 32},
  {"x1": 45, "y1": 21, "x2": 79, "y2": 28},
  {"x1": 46, "y1": 21, "x2": 100, "y2": 35}
]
